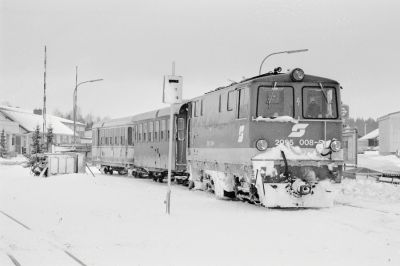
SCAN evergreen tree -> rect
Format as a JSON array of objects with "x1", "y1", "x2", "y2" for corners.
[
  {"x1": 31, "y1": 125, "x2": 42, "y2": 154},
  {"x1": 46, "y1": 126, "x2": 54, "y2": 151},
  {"x1": 0, "y1": 129, "x2": 7, "y2": 157}
]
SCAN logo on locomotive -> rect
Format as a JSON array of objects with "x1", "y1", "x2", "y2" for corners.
[{"x1": 288, "y1": 123, "x2": 309, "y2": 138}]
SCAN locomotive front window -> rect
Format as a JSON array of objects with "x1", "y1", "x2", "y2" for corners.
[
  {"x1": 302, "y1": 87, "x2": 338, "y2": 119},
  {"x1": 257, "y1": 86, "x2": 294, "y2": 118}
]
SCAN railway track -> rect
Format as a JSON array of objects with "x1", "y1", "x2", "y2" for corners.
[{"x1": 0, "y1": 209, "x2": 87, "y2": 266}]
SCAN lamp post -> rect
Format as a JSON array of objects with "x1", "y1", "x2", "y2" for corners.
[
  {"x1": 258, "y1": 49, "x2": 309, "y2": 75},
  {"x1": 73, "y1": 66, "x2": 103, "y2": 146}
]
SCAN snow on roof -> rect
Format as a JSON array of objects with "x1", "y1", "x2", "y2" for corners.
[
  {"x1": 359, "y1": 128, "x2": 379, "y2": 140},
  {"x1": 0, "y1": 106, "x2": 76, "y2": 135}
]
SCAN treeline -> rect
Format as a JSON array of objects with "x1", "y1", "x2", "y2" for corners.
[
  {"x1": 346, "y1": 117, "x2": 378, "y2": 137},
  {"x1": 53, "y1": 108, "x2": 110, "y2": 130}
]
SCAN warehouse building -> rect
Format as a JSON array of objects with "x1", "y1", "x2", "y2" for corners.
[{"x1": 378, "y1": 111, "x2": 400, "y2": 155}]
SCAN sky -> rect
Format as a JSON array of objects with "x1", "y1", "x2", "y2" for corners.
[{"x1": 1, "y1": 0, "x2": 400, "y2": 120}]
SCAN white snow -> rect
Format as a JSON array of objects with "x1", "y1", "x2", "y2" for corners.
[
  {"x1": 358, "y1": 153, "x2": 400, "y2": 173},
  {"x1": 0, "y1": 155, "x2": 28, "y2": 165},
  {"x1": 1, "y1": 161, "x2": 400, "y2": 265},
  {"x1": 252, "y1": 115, "x2": 299, "y2": 123}
]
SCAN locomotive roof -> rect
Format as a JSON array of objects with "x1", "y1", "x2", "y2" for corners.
[
  {"x1": 204, "y1": 71, "x2": 339, "y2": 96},
  {"x1": 93, "y1": 102, "x2": 187, "y2": 128}
]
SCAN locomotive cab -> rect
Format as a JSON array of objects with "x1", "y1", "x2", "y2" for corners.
[{"x1": 248, "y1": 68, "x2": 343, "y2": 207}]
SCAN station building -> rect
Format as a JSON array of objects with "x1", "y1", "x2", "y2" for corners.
[
  {"x1": 378, "y1": 111, "x2": 400, "y2": 155},
  {"x1": 0, "y1": 105, "x2": 87, "y2": 155}
]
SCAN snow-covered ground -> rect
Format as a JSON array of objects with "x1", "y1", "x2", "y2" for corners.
[
  {"x1": 358, "y1": 152, "x2": 400, "y2": 173},
  {"x1": 1, "y1": 157, "x2": 400, "y2": 266}
]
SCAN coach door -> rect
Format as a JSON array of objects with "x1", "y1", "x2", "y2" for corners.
[{"x1": 176, "y1": 104, "x2": 189, "y2": 169}]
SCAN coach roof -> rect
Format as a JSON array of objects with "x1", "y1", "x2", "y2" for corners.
[{"x1": 93, "y1": 101, "x2": 188, "y2": 128}]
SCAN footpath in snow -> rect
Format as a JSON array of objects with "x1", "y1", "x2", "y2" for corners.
[{"x1": 0, "y1": 156, "x2": 400, "y2": 266}]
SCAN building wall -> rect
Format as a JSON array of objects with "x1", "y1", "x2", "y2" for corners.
[{"x1": 379, "y1": 113, "x2": 400, "y2": 154}]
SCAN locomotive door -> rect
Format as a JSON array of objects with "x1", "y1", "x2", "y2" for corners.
[{"x1": 176, "y1": 104, "x2": 188, "y2": 169}]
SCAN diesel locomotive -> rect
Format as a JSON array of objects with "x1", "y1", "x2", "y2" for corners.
[{"x1": 92, "y1": 68, "x2": 343, "y2": 207}]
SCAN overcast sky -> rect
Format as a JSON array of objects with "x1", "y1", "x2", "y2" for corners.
[{"x1": 1, "y1": 0, "x2": 400, "y2": 119}]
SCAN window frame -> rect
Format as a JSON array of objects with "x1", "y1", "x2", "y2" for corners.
[
  {"x1": 301, "y1": 86, "x2": 339, "y2": 120},
  {"x1": 256, "y1": 85, "x2": 295, "y2": 118}
]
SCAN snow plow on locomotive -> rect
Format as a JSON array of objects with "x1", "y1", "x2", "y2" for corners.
[{"x1": 92, "y1": 68, "x2": 343, "y2": 208}]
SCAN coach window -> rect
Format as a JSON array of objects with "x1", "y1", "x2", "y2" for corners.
[
  {"x1": 177, "y1": 118, "x2": 185, "y2": 140},
  {"x1": 143, "y1": 123, "x2": 147, "y2": 142},
  {"x1": 138, "y1": 124, "x2": 143, "y2": 142},
  {"x1": 227, "y1": 90, "x2": 235, "y2": 111},
  {"x1": 161, "y1": 120, "x2": 166, "y2": 141},
  {"x1": 193, "y1": 101, "x2": 198, "y2": 117},
  {"x1": 303, "y1": 86, "x2": 338, "y2": 119},
  {"x1": 128, "y1": 127, "x2": 133, "y2": 145},
  {"x1": 121, "y1": 128, "x2": 125, "y2": 145},
  {"x1": 134, "y1": 125, "x2": 137, "y2": 142},
  {"x1": 148, "y1": 121, "x2": 153, "y2": 142},
  {"x1": 238, "y1": 88, "x2": 248, "y2": 119},
  {"x1": 200, "y1": 99, "x2": 204, "y2": 116},
  {"x1": 167, "y1": 119, "x2": 170, "y2": 140},
  {"x1": 257, "y1": 86, "x2": 294, "y2": 118},
  {"x1": 218, "y1": 94, "x2": 222, "y2": 112},
  {"x1": 154, "y1": 121, "x2": 160, "y2": 141}
]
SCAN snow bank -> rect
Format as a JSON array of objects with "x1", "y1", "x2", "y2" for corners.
[
  {"x1": 253, "y1": 143, "x2": 324, "y2": 161},
  {"x1": 336, "y1": 178, "x2": 400, "y2": 203},
  {"x1": 252, "y1": 115, "x2": 298, "y2": 123},
  {"x1": 0, "y1": 155, "x2": 27, "y2": 165},
  {"x1": 358, "y1": 153, "x2": 400, "y2": 173}
]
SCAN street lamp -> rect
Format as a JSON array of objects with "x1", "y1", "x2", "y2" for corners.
[
  {"x1": 73, "y1": 66, "x2": 103, "y2": 146},
  {"x1": 258, "y1": 49, "x2": 309, "y2": 75}
]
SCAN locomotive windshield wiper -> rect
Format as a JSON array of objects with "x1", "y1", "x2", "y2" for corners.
[
  {"x1": 266, "y1": 82, "x2": 278, "y2": 109},
  {"x1": 319, "y1": 83, "x2": 328, "y2": 103}
]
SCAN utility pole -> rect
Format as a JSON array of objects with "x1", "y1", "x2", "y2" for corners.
[
  {"x1": 43, "y1": 46, "x2": 47, "y2": 149},
  {"x1": 73, "y1": 67, "x2": 103, "y2": 147},
  {"x1": 163, "y1": 61, "x2": 183, "y2": 215}
]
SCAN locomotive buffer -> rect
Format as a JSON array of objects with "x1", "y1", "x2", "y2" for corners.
[{"x1": 162, "y1": 62, "x2": 183, "y2": 214}]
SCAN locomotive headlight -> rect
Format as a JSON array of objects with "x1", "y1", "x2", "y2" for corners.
[
  {"x1": 330, "y1": 140, "x2": 341, "y2": 152},
  {"x1": 256, "y1": 139, "x2": 268, "y2": 151},
  {"x1": 291, "y1": 68, "x2": 305, "y2": 81}
]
